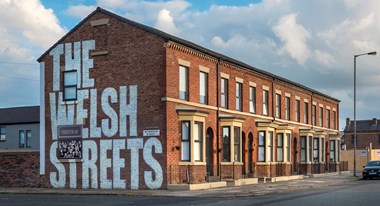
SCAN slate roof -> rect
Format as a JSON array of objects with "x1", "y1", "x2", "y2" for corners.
[
  {"x1": 344, "y1": 119, "x2": 380, "y2": 132},
  {"x1": 37, "y1": 7, "x2": 340, "y2": 103},
  {"x1": 0, "y1": 106, "x2": 39, "y2": 125}
]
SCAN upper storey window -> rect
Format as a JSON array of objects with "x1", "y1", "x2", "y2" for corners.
[{"x1": 179, "y1": 65, "x2": 189, "y2": 101}]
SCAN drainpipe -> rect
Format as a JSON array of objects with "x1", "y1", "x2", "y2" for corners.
[
  {"x1": 272, "y1": 78, "x2": 275, "y2": 122},
  {"x1": 216, "y1": 58, "x2": 221, "y2": 177},
  {"x1": 311, "y1": 93, "x2": 314, "y2": 130}
]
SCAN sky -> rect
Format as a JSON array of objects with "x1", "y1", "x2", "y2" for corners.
[{"x1": 1, "y1": 0, "x2": 380, "y2": 131}]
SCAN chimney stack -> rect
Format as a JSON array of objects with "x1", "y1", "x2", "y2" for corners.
[
  {"x1": 346, "y1": 118, "x2": 351, "y2": 126},
  {"x1": 373, "y1": 118, "x2": 377, "y2": 125}
]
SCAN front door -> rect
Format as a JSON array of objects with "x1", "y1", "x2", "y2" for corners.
[
  {"x1": 206, "y1": 128, "x2": 213, "y2": 176},
  {"x1": 242, "y1": 132, "x2": 246, "y2": 175},
  {"x1": 293, "y1": 137, "x2": 298, "y2": 174},
  {"x1": 248, "y1": 133, "x2": 253, "y2": 174}
]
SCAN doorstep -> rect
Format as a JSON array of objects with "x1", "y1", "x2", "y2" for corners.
[
  {"x1": 226, "y1": 178, "x2": 259, "y2": 187},
  {"x1": 308, "y1": 172, "x2": 340, "y2": 178},
  {"x1": 167, "y1": 181, "x2": 227, "y2": 191},
  {"x1": 259, "y1": 175, "x2": 304, "y2": 183}
]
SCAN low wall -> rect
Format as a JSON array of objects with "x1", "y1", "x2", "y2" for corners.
[{"x1": 0, "y1": 150, "x2": 46, "y2": 187}]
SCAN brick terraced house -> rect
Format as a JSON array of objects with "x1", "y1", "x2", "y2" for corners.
[
  {"x1": 37, "y1": 7, "x2": 341, "y2": 190},
  {"x1": 343, "y1": 118, "x2": 380, "y2": 150}
]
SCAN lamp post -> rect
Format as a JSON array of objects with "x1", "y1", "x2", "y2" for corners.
[{"x1": 353, "y1": 51, "x2": 376, "y2": 177}]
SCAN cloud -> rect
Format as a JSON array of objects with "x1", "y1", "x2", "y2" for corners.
[
  {"x1": 65, "y1": 5, "x2": 97, "y2": 19},
  {"x1": 96, "y1": 0, "x2": 191, "y2": 25},
  {"x1": 4, "y1": 0, "x2": 380, "y2": 129},
  {"x1": 272, "y1": 13, "x2": 311, "y2": 65},
  {"x1": 0, "y1": 0, "x2": 65, "y2": 108},
  {"x1": 155, "y1": 9, "x2": 179, "y2": 35},
  {"x1": 0, "y1": 0, "x2": 65, "y2": 49},
  {"x1": 314, "y1": 50, "x2": 335, "y2": 68}
]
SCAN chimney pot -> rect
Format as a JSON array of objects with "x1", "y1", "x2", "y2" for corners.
[{"x1": 346, "y1": 118, "x2": 351, "y2": 126}]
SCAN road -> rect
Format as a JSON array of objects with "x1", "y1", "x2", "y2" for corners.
[{"x1": 0, "y1": 179, "x2": 379, "y2": 206}]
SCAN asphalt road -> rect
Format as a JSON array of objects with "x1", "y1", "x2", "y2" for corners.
[{"x1": 0, "y1": 179, "x2": 379, "y2": 206}]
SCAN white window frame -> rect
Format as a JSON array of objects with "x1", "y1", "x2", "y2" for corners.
[
  {"x1": 19, "y1": 130, "x2": 25, "y2": 148},
  {"x1": 319, "y1": 107, "x2": 323, "y2": 127},
  {"x1": 258, "y1": 131, "x2": 265, "y2": 162},
  {"x1": 326, "y1": 109, "x2": 331, "y2": 129},
  {"x1": 236, "y1": 82, "x2": 242, "y2": 111},
  {"x1": 304, "y1": 102, "x2": 309, "y2": 124},
  {"x1": 179, "y1": 65, "x2": 189, "y2": 100},
  {"x1": 301, "y1": 136, "x2": 306, "y2": 162},
  {"x1": 276, "y1": 94, "x2": 281, "y2": 118},
  {"x1": 285, "y1": 97, "x2": 290, "y2": 120},
  {"x1": 263, "y1": 90, "x2": 269, "y2": 116},
  {"x1": 256, "y1": 122, "x2": 278, "y2": 163},
  {"x1": 0, "y1": 127, "x2": 6, "y2": 142},
  {"x1": 220, "y1": 119, "x2": 243, "y2": 163},
  {"x1": 178, "y1": 111, "x2": 207, "y2": 164},
  {"x1": 277, "y1": 133, "x2": 284, "y2": 162},
  {"x1": 249, "y1": 86, "x2": 256, "y2": 113},
  {"x1": 63, "y1": 70, "x2": 77, "y2": 101},
  {"x1": 199, "y1": 72, "x2": 208, "y2": 104},
  {"x1": 295, "y1": 100, "x2": 300, "y2": 122},
  {"x1": 312, "y1": 105, "x2": 316, "y2": 126},
  {"x1": 221, "y1": 78, "x2": 228, "y2": 108}
]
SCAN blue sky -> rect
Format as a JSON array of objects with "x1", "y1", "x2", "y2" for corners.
[
  {"x1": 1, "y1": 0, "x2": 380, "y2": 131},
  {"x1": 40, "y1": 0, "x2": 262, "y2": 30}
]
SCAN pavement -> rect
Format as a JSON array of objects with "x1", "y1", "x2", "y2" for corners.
[{"x1": 0, "y1": 172, "x2": 360, "y2": 198}]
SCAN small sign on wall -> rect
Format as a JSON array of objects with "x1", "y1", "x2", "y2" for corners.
[
  {"x1": 360, "y1": 150, "x2": 367, "y2": 157},
  {"x1": 376, "y1": 151, "x2": 380, "y2": 156},
  {"x1": 57, "y1": 125, "x2": 83, "y2": 159},
  {"x1": 143, "y1": 129, "x2": 160, "y2": 137}
]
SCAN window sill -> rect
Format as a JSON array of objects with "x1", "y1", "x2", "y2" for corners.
[
  {"x1": 220, "y1": 162, "x2": 243, "y2": 166},
  {"x1": 256, "y1": 162, "x2": 290, "y2": 166},
  {"x1": 58, "y1": 159, "x2": 83, "y2": 163},
  {"x1": 61, "y1": 100, "x2": 77, "y2": 105},
  {"x1": 178, "y1": 161, "x2": 206, "y2": 166},
  {"x1": 276, "y1": 162, "x2": 292, "y2": 164}
]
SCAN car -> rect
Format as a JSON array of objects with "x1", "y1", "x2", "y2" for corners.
[{"x1": 362, "y1": 160, "x2": 380, "y2": 180}]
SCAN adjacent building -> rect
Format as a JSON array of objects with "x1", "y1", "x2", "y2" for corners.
[
  {"x1": 343, "y1": 118, "x2": 380, "y2": 149},
  {"x1": 0, "y1": 106, "x2": 40, "y2": 150},
  {"x1": 37, "y1": 7, "x2": 341, "y2": 190}
]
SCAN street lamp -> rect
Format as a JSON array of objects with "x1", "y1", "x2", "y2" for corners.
[{"x1": 353, "y1": 51, "x2": 376, "y2": 177}]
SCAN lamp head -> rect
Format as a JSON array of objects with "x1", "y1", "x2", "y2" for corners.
[{"x1": 368, "y1": 51, "x2": 377, "y2": 56}]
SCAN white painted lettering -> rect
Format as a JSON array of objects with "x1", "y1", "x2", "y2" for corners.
[
  {"x1": 82, "y1": 140, "x2": 98, "y2": 189},
  {"x1": 120, "y1": 85, "x2": 137, "y2": 137},
  {"x1": 69, "y1": 159, "x2": 77, "y2": 188},
  {"x1": 100, "y1": 140, "x2": 112, "y2": 189},
  {"x1": 144, "y1": 137, "x2": 163, "y2": 189},
  {"x1": 77, "y1": 90, "x2": 89, "y2": 138},
  {"x1": 90, "y1": 89, "x2": 101, "y2": 138},
  {"x1": 101, "y1": 88, "x2": 118, "y2": 137},
  {"x1": 113, "y1": 139, "x2": 126, "y2": 189},
  {"x1": 82, "y1": 40, "x2": 95, "y2": 88},
  {"x1": 65, "y1": 42, "x2": 81, "y2": 88},
  {"x1": 50, "y1": 142, "x2": 66, "y2": 188},
  {"x1": 49, "y1": 44, "x2": 63, "y2": 91},
  {"x1": 127, "y1": 138, "x2": 143, "y2": 190}
]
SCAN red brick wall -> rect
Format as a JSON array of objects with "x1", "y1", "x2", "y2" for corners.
[
  {"x1": 344, "y1": 132, "x2": 380, "y2": 149},
  {"x1": 164, "y1": 43, "x2": 339, "y2": 181},
  {"x1": 0, "y1": 152, "x2": 46, "y2": 187},
  {"x1": 41, "y1": 11, "x2": 168, "y2": 189}
]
